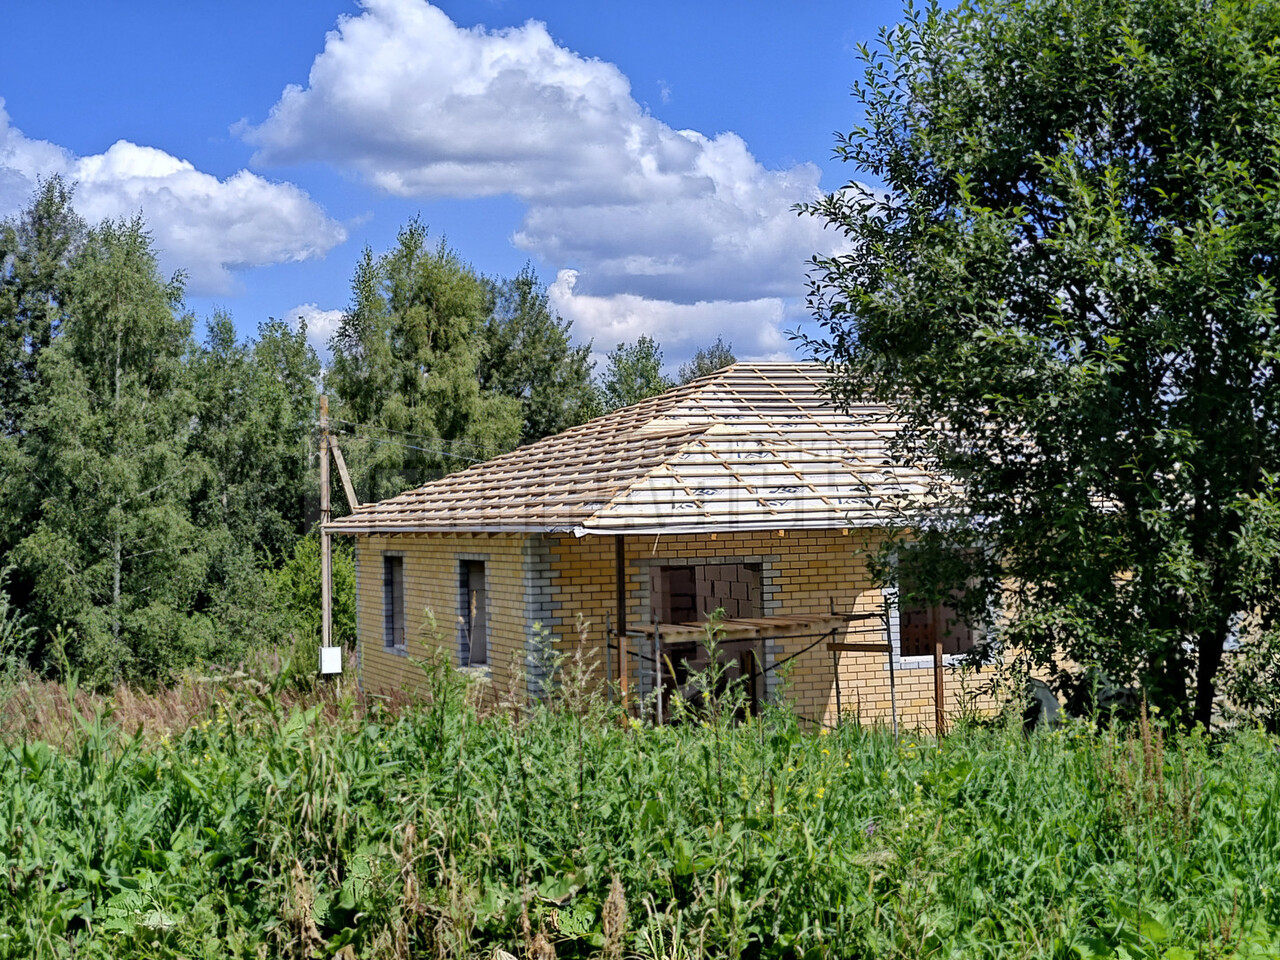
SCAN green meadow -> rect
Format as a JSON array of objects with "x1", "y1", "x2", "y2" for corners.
[{"x1": 2, "y1": 658, "x2": 1279, "y2": 960}]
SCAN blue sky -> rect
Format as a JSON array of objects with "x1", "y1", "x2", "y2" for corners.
[{"x1": 0, "y1": 1, "x2": 902, "y2": 370}]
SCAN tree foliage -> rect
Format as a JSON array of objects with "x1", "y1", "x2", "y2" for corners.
[
  {"x1": 267, "y1": 530, "x2": 357, "y2": 651},
  {"x1": 12, "y1": 216, "x2": 211, "y2": 682},
  {"x1": 0, "y1": 176, "x2": 83, "y2": 439},
  {"x1": 186, "y1": 314, "x2": 323, "y2": 655},
  {"x1": 0, "y1": 178, "x2": 84, "y2": 589},
  {"x1": 190, "y1": 313, "x2": 319, "y2": 559},
  {"x1": 479, "y1": 264, "x2": 598, "y2": 445},
  {"x1": 0, "y1": 193, "x2": 605, "y2": 684},
  {"x1": 0, "y1": 188, "x2": 326, "y2": 684},
  {"x1": 327, "y1": 220, "x2": 522, "y2": 501},
  {"x1": 600, "y1": 334, "x2": 673, "y2": 410},
  {"x1": 803, "y1": 0, "x2": 1280, "y2": 726},
  {"x1": 678, "y1": 336, "x2": 737, "y2": 384}
]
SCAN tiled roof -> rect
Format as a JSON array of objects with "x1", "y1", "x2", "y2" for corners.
[{"x1": 326, "y1": 362, "x2": 931, "y2": 536}]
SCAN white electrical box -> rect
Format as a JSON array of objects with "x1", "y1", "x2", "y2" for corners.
[{"x1": 319, "y1": 646, "x2": 342, "y2": 675}]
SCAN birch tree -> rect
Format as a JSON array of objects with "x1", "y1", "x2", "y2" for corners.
[{"x1": 14, "y1": 217, "x2": 210, "y2": 682}]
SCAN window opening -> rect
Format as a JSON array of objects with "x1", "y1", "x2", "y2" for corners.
[
  {"x1": 383, "y1": 554, "x2": 405, "y2": 650},
  {"x1": 897, "y1": 575, "x2": 975, "y2": 658},
  {"x1": 653, "y1": 562, "x2": 762, "y2": 623},
  {"x1": 652, "y1": 560, "x2": 765, "y2": 716},
  {"x1": 460, "y1": 560, "x2": 487, "y2": 666}
]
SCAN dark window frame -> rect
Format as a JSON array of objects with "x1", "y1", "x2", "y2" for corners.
[
  {"x1": 459, "y1": 559, "x2": 488, "y2": 667},
  {"x1": 889, "y1": 553, "x2": 982, "y2": 665},
  {"x1": 383, "y1": 553, "x2": 406, "y2": 652}
]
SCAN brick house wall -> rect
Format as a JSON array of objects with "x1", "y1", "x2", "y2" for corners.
[
  {"x1": 354, "y1": 533, "x2": 534, "y2": 701},
  {"x1": 351, "y1": 528, "x2": 1001, "y2": 730}
]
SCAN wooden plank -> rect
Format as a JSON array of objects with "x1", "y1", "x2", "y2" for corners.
[{"x1": 328, "y1": 435, "x2": 360, "y2": 510}]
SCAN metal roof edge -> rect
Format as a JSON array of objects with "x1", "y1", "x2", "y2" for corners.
[
  {"x1": 329, "y1": 517, "x2": 888, "y2": 538},
  {"x1": 572, "y1": 518, "x2": 887, "y2": 537},
  {"x1": 325, "y1": 523, "x2": 574, "y2": 536}
]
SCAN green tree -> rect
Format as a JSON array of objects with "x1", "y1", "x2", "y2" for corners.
[
  {"x1": 12, "y1": 217, "x2": 215, "y2": 683},
  {"x1": 0, "y1": 176, "x2": 84, "y2": 438},
  {"x1": 268, "y1": 530, "x2": 356, "y2": 651},
  {"x1": 190, "y1": 313, "x2": 320, "y2": 557},
  {"x1": 327, "y1": 220, "x2": 521, "y2": 501},
  {"x1": 677, "y1": 336, "x2": 736, "y2": 384},
  {"x1": 479, "y1": 265, "x2": 598, "y2": 444},
  {"x1": 600, "y1": 335, "x2": 672, "y2": 411},
  {"x1": 803, "y1": 0, "x2": 1280, "y2": 727},
  {"x1": 187, "y1": 314, "x2": 321, "y2": 652},
  {"x1": 0, "y1": 179, "x2": 87, "y2": 631}
]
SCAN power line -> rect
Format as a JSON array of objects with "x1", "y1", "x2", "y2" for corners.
[
  {"x1": 334, "y1": 428, "x2": 484, "y2": 464},
  {"x1": 330, "y1": 417, "x2": 496, "y2": 455}
]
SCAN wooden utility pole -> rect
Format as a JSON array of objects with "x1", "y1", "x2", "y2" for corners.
[
  {"x1": 319, "y1": 396, "x2": 333, "y2": 653},
  {"x1": 316, "y1": 397, "x2": 357, "y2": 676}
]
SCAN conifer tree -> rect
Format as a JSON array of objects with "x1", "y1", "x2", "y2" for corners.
[
  {"x1": 479, "y1": 264, "x2": 598, "y2": 445},
  {"x1": 327, "y1": 219, "x2": 521, "y2": 500},
  {"x1": 0, "y1": 176, "x2": 83, "y2": 438}
]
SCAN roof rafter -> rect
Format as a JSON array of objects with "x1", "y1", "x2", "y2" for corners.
[{"x1": 327, "y1": 362, "x2": 931, "y2": 536}]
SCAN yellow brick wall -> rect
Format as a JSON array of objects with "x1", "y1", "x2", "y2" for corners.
[
  {"x1": 543, "y1": 529, "x2": 1002, "y2": 732},
  {"x1": 353, "y1": 533, "x2": 528, "y2": 701},
  {"x1": 350, "y1": 528, "x2": 1004, "y2": 730}
]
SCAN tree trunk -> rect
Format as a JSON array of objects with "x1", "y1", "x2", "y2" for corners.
[
  {"x1": 1195, "y1": 619, "x2": 1227, "y2": 730},
  {"x1": 112, "y1": 528, "x2": 121, "y2": 641}
]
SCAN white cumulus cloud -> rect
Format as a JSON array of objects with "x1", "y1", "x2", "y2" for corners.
[
  {"x1": 285, "y1": 302, "x2": 346, "y2": 359},
  {"x1": 0, "y1": 100, "x2": 346, "y2": 295},
  {"x1": 547, "y1": 269, "x2": 794, "y2": 368},
  {"x1": 242, "y1": 0, "x2": 839, "y2": 341}
]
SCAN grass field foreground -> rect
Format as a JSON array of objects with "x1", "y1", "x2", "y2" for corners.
[{"x1": 1, "y1": 657, "x2": 1279, "y2": 959}]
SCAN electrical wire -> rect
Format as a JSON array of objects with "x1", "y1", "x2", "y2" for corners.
[
  {"x1": 335, "y1": 429, "x2": 484, "y2": 464},
  {"x1": 330, "y1": 417, "x2": 497, "y2": 455}
]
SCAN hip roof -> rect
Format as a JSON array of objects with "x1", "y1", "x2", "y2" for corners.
[{"x1": 326, "y1": 361, "x2": 931, "y2": 536}]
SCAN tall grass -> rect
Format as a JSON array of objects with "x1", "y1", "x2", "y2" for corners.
[{"x1": 0, "y1": 653, "x2": 1278, "y2": 959}]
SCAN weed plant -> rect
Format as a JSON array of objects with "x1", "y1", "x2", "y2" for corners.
[{"x1": 1, "y1": 645, "x2": 1278, "y2": 958}]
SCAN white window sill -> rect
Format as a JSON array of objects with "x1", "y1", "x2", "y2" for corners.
[{"x1": 894, "y1": 653, "x2": 969, "y2": 669}]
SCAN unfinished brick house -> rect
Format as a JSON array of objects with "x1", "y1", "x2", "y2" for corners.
[{"x1": 326, "y1": 362, "x2": 993, "y2": 729}]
